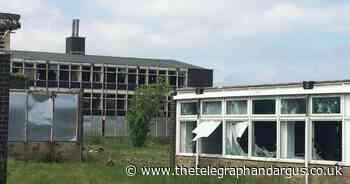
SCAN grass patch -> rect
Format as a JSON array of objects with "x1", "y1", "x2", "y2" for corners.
[{"x1": 7, "y1": 137, "x2": 343, "y2": 184}]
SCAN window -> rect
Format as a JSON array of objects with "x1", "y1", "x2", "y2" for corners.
[
  {"x1": 180, "y1": 102, "x2": 197, "y2": 115},
  {"x1": 312, "y1": 97, "x2": 340, "y2": 114},
  {"x1": 253, "y1": 99, "x2": 275, "y2": 114},
  {"x1": 200, "y1": 123, "x2": 222, "y2": 154},
  {"x1": 202, "y1": 101, "x2": 222, "y2": 115},
  {"x1": 253, "y1": 121, "x2": 276, "y2": 157},
  {"x1": 281, "y1": 98, "x2": 306, "y2": 114},
  {"x1": 180, "y1": 121, "x2": 196, "y2": 153},
  {"x1": 313, "y1": 121, "x2": 342, "y2": 161},
  {"x1": 226, "y1": 100, "x2": 247, "y2": 115},
  {"x1": 226, "y1": 121, "x2": 248, "y2": 156},
  {"x1": 280, "y1": 121, "x2": 305, "y2": 159}
]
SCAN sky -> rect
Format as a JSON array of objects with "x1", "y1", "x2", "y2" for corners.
[{"x1": 2, "y1": 0, "x2": 350, "y2": 86}]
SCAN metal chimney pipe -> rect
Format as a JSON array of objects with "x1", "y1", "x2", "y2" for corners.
[{"x1": 72, "y1": 19, "x2": 80, "y2": 37}]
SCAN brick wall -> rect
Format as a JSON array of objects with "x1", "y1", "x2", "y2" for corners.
[
  {"x1": 0, "y1": 54, "x2": 10, "y2": 184},
  {"x1": 176, "y1": 155, "x2": 350, "y2": 184}
]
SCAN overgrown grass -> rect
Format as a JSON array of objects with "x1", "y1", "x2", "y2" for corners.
[{"x1": 7, "y1": 137, "x2": 343, "y2": 184}]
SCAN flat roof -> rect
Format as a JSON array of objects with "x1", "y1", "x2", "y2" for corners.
[
  {"x1": 175, "y1": 79, "x2": 350, "y2": 100},
  {"x1": 10, "y1": 50, "x2": 206, "y2": 69}
]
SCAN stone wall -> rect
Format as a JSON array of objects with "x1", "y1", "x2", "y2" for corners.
[
  {"x1": 0, "y1": 54, "x2": 10, "y2": 183},
  {"x1": 176, "y1": 155, "x2": 350, "y2": 184}
]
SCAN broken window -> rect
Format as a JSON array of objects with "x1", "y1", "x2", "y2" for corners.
[
  {"x1": 180, "y1": 121, "x2": 197, "y2": 153},
  {"x1": 169, "y1": 76, "x2": 177, "y2": 87},
  {"x1": 281, "y1": 98, "x2": 306, "y2": 114},
  {"x1": 180, "y1": 102, "x2": 197, "y2": 115},
  {"x1": 225, "y1": 121, "x2": 248, "y2": 156},
  {"x1": 128, "y1": 71, "x2": 137, "y2": 90},
  {"x1": 12, "y1": 62, "x2": 23, "y2": 74},
  {"x1": 253, "y1": 121, "x2": 276, "y2": 157},
  {"x1": 253, "y1": 99, "x2": 275, "y2": 114},
  {"x1": 82, "y1": 93, "x2": 91, "y2": 114},
  {"x1": 202, "y1": 101, "x2": 222, "y2": 115},
  {"x1": 36, "y1": 64, "x2": 47, "y2": 87},
  {"x1": 53, "y1": 94, "x2": 78, "y2": 141},
  {"x1": 24, "y1": 63, "x2": 35, "y2": 80},
  {"x1": 117, "y1": 68, "x2": 127, "y2": 90},
  {"x1": 48, "y1": 64, "x2": 58, "y2": 87},
  {"x1": 92, "y1": 93, "x2": 102, "y2": 115},
  {"x1": 226, "y1": 100, "x2": 247, "y2": 115},
  {"x1": 313, "y1": 121, "x2": 342, "y2": 161},
  {"x1": 148, "y1": 69, "x2": 157, "y2": 84},
  {"x1": 70, "y1": 65, "x2": 81, "y2": 88},
  {"x1": 280, "y1": 121, "x2": 305, "y2": 159},
  {"x1": 199, "y1": 122, "x2": 222, "y2": 154},
  {"x1": 27, "y1": 94, "x2": 52, "y2": 141},
  {"x1": 59, "y1": 65, "x2": 69, "y2": 88},
  {"x1": 9, "y1": 92, "x2": 26, "y2": 141},
  {"x1": 312, "y1": 97, "x2": 340, "y2": 114},
  {"x1": 138, "y1": 68, "x2": 146, "y2": 86},
  {"x1": 82, "y1": 66, "x2": 91, "y2": 88},
  {"x1": 178, "y1": 71, "x2": 186, "y2": 88}
]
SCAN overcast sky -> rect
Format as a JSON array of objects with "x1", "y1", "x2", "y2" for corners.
[{"x1": 2, "y1": 0, "x2": 350, "y2": 86}]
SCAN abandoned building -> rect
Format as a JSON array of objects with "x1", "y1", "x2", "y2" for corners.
[
  {"x1": 174, "y1": 80, "x2": 350, "y2": 176},
  {"x1": 8, "y1": 19, "x2": 213, "y2": 137}
]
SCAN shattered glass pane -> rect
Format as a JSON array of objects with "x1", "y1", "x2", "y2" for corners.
[
  {"x1": 27, "y1": 93, "x2": 52, "y2": 141},
  {"x1": 53, "y1": 94, "x2": 78, "y2": 141},
  {"x1": 312, "y1": 97, "x2": 340, "y2": 114},
  {"x1": 226, "y1": 100, "x2": 247, "y2": 115},
  {"x1": 281, "y1": 98, "x2": 306, "y2": 114},
  {"x1": 225, "y1": 121, "x2": 248, "y2": 156},
  {"x1": 8, "y1": 92, "x2": 26, "y2": 141},
  {"x1": 313, "y1": 121, "x2": 342, "y2": 161},
  {"x1": 253, "y1": 121, "x2": 276, "y2": 157},
  {"x1": 180, "y1": 102, "x2": 197, "y2": 115}
]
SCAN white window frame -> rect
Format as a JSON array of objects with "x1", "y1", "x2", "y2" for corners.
[
  {"x1": 309, "y1": 119, "x2": 343, "y2": 165},
  {"x1": 201, "y1": 99, "x2": 224, "y2": 117},
  {"x1": 251, "y1": 97, "x2": 277, "y2": 117},
  {"x1": 310, "y1": 95, "x2": 342, "y2": 116},
  {"x1": 179, "y1": 100, "x2": 198, "y2": 118},
  {"x1": 280, "y1": 96, "x2": 307, "y2": 117},
  {"x1": 223, "y1": 119, "x2": 249, "y2": 159},
  {"x1": 175, "y1": 94, "x2": 350, "y2": 166},
  {"x1": 197, "y1": 118, "x2": 223, "y2": 158},
  {"x1": 225, "y1": 98, "x2": 248, "y2": 117}
]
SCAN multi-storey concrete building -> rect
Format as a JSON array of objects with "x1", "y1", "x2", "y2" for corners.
[{"x1": 8, "y1": 19, "x2": 213, "y2": 136}]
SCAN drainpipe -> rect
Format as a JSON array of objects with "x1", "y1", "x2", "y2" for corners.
[{"x1": 305, "y1": 94, "x2": 310, "y2": 184}]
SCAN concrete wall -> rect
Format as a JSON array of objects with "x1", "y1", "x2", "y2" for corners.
[
  {"x1": 0, "y1": 54, "x2": 10, "y2": 183},
  {"x1": 8, "y1": 142, "x2": 82, "y2": 162},
  {"x1": 176, "y1": 156, "x2": 350, "y2": 184}
]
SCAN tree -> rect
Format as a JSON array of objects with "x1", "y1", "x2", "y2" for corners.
[{"x1": 127, "y1": 78, "x2": 170, "y2": 147}]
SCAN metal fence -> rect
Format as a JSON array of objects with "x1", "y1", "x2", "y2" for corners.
[{"x1": 83, "y1": 116, "x2": 173, "y2": 137}]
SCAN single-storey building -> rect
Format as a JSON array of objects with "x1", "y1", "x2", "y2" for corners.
[{"x1": 174, "y1": 80, "x2": 350, "y2": 182}]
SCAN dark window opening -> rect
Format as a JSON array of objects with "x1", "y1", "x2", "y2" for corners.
[
  {"x1": 169, "y1": 76, "x2": 177, "y2": 86},
  {"x1": 253, "y1": 99, "x2": 276, "y2": 114},
  {"x1": 253, "y1": 121, "x2": 276, "y2": 157},
  {"x1": 200, "y1": 124, "x2": 222, "y2": 154},
  {"x1": 313, "y1": 121, "x2": 342, "y2": 161},
  {"x1": 138, "y1": 75, "x2": 146, "y2": 86}
]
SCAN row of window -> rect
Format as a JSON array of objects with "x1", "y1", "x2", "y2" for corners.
[
  {"x1": 180, "y1": 96, "x2": 341, "y2": 116},
  {"x1": 180, "y1": 120, "x2": 342, "y2": 162}
]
